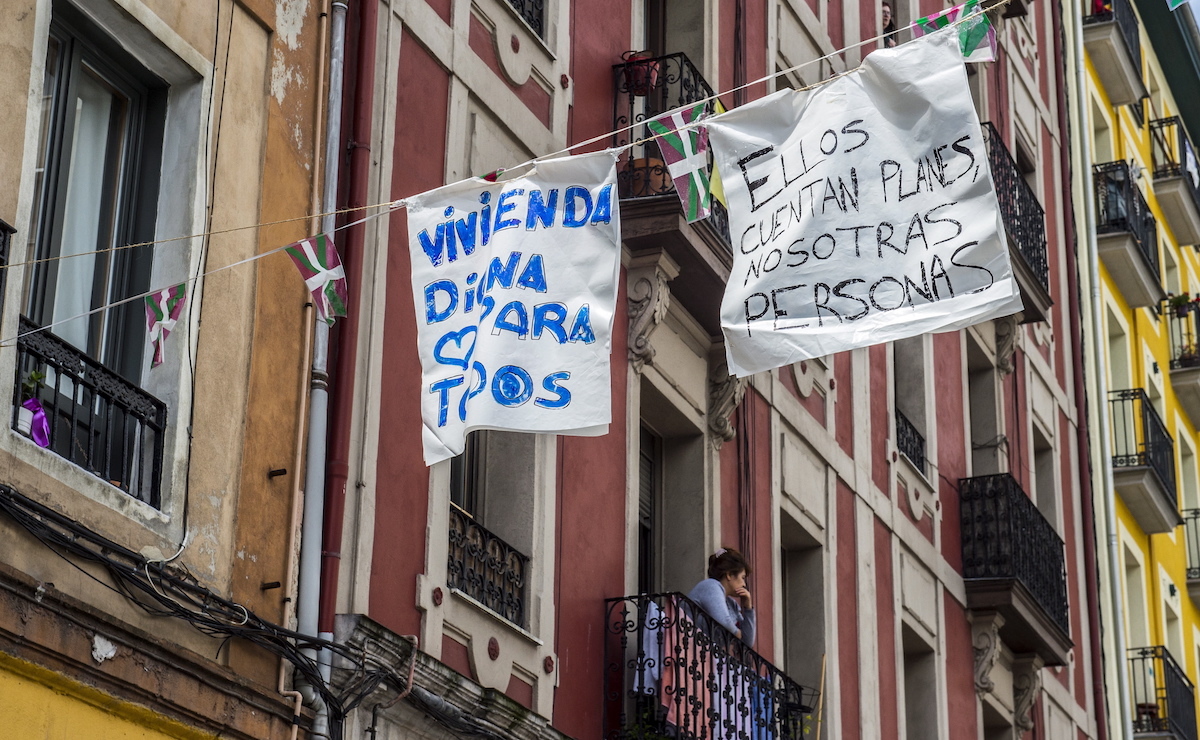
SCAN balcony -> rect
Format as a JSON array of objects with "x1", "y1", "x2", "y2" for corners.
[
  {"x1": 613, "y1": 51, "x2": 731, "y2": 335},
  {"x1": 1094, "y1": 162, "x2": 1165, "y2": 308},
  {"x1": 959, "y1": 473, "x2": 1072, "y2": 665},
  {"x1": 447, "y1": 505, "x2": 530, "y2": 627},
  {"x1": 1151, "y1": 117, "x2": 1200, "y2": 246},
  {"x1": 504, "y1": 0, "x2": 544, "y2": 37},
  {"x1": 11, "y1": 316, "x2": 166, "y2": 507},
  {"x1": 896, "y1": 408, "x2": 927, "y2": 477},
  {"x1": 1110, "y1": 388, "x2": 1181, "y2": 533},
  {"x1": 1129, "y1": 646, "x2": 1198, "y2": 740},
  {"x1": 604, "y1": 593, "x2": 819, "y2": 740},
  {"x1": 0, "y1": 219, "x2": 12, "y2": 305},
  {"x1": 981, "y1": 123, "x2": 1052, "y2": 323},
  {"x1": 1185, "y1": 510, "x2": 1200, "y2": 604},
  {"x1": 1166, "y1": 298, "x2": 1200, "y2": 423},
  {"x1": 1082, "y1": 0, "x2": 1147, "y2": 106}
]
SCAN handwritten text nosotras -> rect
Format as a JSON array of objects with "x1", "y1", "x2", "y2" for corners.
[{"x1": 730, "y1": 120, "x2": 997, "y2": 336}]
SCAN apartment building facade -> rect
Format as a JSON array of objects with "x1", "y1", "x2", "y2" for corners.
[
  {"x1": 1072, "y1": 0, "x2": 1200, "y2": 736},
  {"x1": 320, "y1": 0, "x2": 1105, "y2": 738},
  {"x1": 0, "y1": 0, "x2": 330, "y2": 737}
]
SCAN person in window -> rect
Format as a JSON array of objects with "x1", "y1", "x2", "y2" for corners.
[
  {"x1": 687, "y1": 547, "x2": 756, "y2": 647},
  {"x1": 882, "y1": 2, "x2": 898, "y2": 48}
]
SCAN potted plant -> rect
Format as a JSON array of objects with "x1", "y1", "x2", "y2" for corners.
[
  {"x1": 16, "y1": 370, "x2": 49, "y2": 447},
  {"x1": 1169, "y1": 292, "x2": 1192, "y2": 317},
  {"x1": 621, "y1": 50, "x2": 660, "y2": 96},
  {"x1": 1179, "y1": 344, "x2": 1200, "y2": 368}
]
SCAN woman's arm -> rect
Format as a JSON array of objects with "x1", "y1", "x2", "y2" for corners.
[
  {"x1": 687, "y1": 580, "x2": 740, "y2": 636},
  {"x1": 738, "y1": 608, "x2": 756, "y2": 648}
]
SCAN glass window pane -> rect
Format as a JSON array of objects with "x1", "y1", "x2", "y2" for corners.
[
  {"x1": 25, "y1": 36, "x2": 62, "y2": 302},
  {"x1": 53, "y1": 65, "x2": 128, "y2": 352}
]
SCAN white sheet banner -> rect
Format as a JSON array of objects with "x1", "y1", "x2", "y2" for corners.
[
  {"x1": 707, "y1": 30, "x2": 1023, "y2": 376},
  {"x1": 407, "y1": 151, "x2": 622, "y2": 465}
]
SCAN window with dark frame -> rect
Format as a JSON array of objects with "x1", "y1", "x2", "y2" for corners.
[
  {"x1": 10, "y1": 3, "x2": 171, "y2": 508},
  {"x1": 26, "y1": 3, "x2": 167, "y2": 383}
]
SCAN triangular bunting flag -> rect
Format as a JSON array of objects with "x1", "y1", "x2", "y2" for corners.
[
  {"x1": 646, "y1": 103, "x2": 713, "y2": 222},
  {"x1": 913, "y1": 0, "x2": 997, "y2": 62},
  {"x1": 286, "y1": 233, "x2": 348, "y2": 326},
  {"x1": 145, "y1": 283, "x2": 187, "y2": 368}
]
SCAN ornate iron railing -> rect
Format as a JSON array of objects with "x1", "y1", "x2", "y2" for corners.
[
  {"x1": 611, "y1": 52, "x2": 730, "y2": 251},
  {"x1": 11, "y1": 316, "x2": 166, "y2": 507},
  {"x1": 1185, "y1": 509, "x2": 1200, "y2": 581},
  {"x1": 505, "y1": 0, "x2": 544, "y2": 37},
  {"x1": 1129, "y1": 646, "x2": 1198, "y2": 740},
  {"x1": 1151, "y1": 117, "x2": 1200, "y2": 219},
  {"x1": 1164, "y1": 297, "x2": 1200, "y2": 369},
  {"x1": 1109, "y1": 388, "x2": 1177, "y2": 504},
  {"x1": 981, "y1": 122, "x2": 1049, "y2": 291},
  {"x1": 959, "y1": 473, "x2": 1070, "y2": 634},
  {"x1": 1094, "y1": 161, "x2": 1159, "y2": 277},
  {"x1": 604, "y1": 593, "x2": 819, "y2": 740},
  {"x1": 1083, "y1": 0, "x2": 1142, "y2": 75},
  {"x1": 0, "y1": 220, "x2": 13, "y2": 306},
  {"x1": 447, "y1": 505, "x2": 529, "y2": 626},
  {"x1": 895, "y1": 408, "x2": 926, "y2": 476}
]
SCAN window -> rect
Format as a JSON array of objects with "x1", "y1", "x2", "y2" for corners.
[
  {"x1": 780, "y1": 513, "x2": 825, "y2": 691},
  {"x1": 26, "y1": 3, "x2": 167, "y2": 381},
  {"x1": 11, "y1": 3, "x2": 170, "y2": 507},
  {"x1": 1032, "y1": 425, "x2": 1058, "y2": 528},
  {"x1": 967, "y1": 335, "x2": 1002, "y2": 476},
  {"x1": 894, "y1": 337, "x2": 928, "y2": 476},
  {"x1": 447, "y1": 430, "x2": 534, "y2": 626},
  {"x1": 902, "y1": 625, "x2": 939, "y2": 739},
  {"x1": 638, "y1": 425, "x2": 661, "y2": 594}
]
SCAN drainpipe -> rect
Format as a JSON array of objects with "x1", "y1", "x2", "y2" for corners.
[
  {"x1": 1070, "y1": 0, "x2": 1133, "y2": 735},
  {"x1": 319, "y1": 0, "x2": 379, "y2": 640},
  {"x1": 298, "y1": 0, "x2": 349, "y2": 736}
]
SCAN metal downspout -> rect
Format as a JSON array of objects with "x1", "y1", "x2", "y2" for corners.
[
  {"x1": 298, "y1": 1, "x2": 349, "y2": 736},
  {"x1": 1070, "y1": 0, "x2": 1133, "y2": 734}
]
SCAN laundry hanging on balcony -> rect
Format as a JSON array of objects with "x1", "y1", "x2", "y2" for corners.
[
  {"x1": 405, "y1": 150, "x2": 622, "y2": 465},
  {"x1": 145, "y1": 283, "x2": 187, "y2": 368},
  {"x1": 706, "y1": 28, "x2": 1023, "y2": 376}
]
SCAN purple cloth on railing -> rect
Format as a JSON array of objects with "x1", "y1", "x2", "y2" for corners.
[{"x1": 22, "y1": 399, "x2": 49, "y2": 448}]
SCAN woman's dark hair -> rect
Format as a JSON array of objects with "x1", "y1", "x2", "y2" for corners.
[{"x1": 707, "y1": 547, "x2": 752, "y2": 580}]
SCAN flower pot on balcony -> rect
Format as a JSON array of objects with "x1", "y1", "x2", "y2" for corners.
[
  {"x1": 621, "y1": 51, "x2": 660, "y2": 96},
  {"x1": 627, "y1": 157, "x2": 670, "y2": 197},
  {"x1": 16, "y1": 405, "x2": 32, "y2": 436},
  {"x1": 1179, "y1": 353, "x2": 1200, "y2": 368}
]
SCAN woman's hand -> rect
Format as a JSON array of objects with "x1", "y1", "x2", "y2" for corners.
[{"x1": 734, "y1": 587, "x2": 753, "y2": 610}]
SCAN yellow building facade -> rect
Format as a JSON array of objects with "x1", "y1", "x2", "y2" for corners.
[{"x1": 1075, "y1": 0, "x2": 1200, "y2": 734}]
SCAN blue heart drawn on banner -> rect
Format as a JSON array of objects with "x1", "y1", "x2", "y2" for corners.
[{"x1": 434, "y1": 326, "x2": 478, "y2": 370}]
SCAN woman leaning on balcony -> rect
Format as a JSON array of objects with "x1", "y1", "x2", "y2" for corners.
[{"x1": 687, "y1": 548, "x2": 756, "y2": 647}]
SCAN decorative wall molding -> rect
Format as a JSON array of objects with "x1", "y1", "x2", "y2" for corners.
[
  {"x1": 709, "y1": 354, "x2": 748, "y2": 448},
  {"x1": 994, "y1": 314, "x2": 1021, "y2": 375},
  {"x1": 970, "y1": 610, "x2": 1006, "y2": 695},
  {"x1": 627, "y1": 251, "x2": 680, "y2": 373},
  {"x1": 1012, "y1": 654, "x2": 1045, "y2": 732}
]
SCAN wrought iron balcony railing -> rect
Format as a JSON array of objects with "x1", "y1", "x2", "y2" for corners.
[
  {"x1": 959, "y1": 473, "x2": 1069, "y2": 634},
  {"x1": 0, "y1": 220, "x2": 12, "y2": 306},
  {"x1": 447, "y1": 504, "x2": 529, "y2": 627},
  {"x1": 895, "y1": 408, "x2": 926, "y2": 476},
  {"x1": 604, "y1": 593, "x2": 820, "y2": 740},
  {"x1": 1165, "y1": 297, "x2": 1200, "y2": 369},
  {"x1": 1083, "y1": 0, "x2": 1142, "y2": 75},
  {"x1": 11, "y1": 316, "x2": 166, "y2": 507},
  {"x1": 611, "y1": 52, "x2": 730, "y2": 251},
  {"x1": 1110, "y1": 388, "x2": 1177, "y2": 504},
  {"x1": 1129, "y1": 646, "x2": 1198, "y2": 740},
  {"x1": 1152, "y1": 117, "x2": 1200, "y2": 225},
  {"x1": 1185, "y1": 509, "x2": 1200, "y2": 581},
  {"x1": 505, "y1": 0, "x2": 544, "y2": 37},
  {"x1": 981, "y1": 123, "x2": 1049, "y2": 292},
  {"x1": 1094, "y1": 161, "x2": 1159, "y2": 275}
]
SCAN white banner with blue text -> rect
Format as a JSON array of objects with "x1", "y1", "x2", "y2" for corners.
[
  {"x1": 407, "y1": 151, "x2": 622, "y2": 465},
  {"x1": 706, "y1": 30, "x2": 1023, "y2": 377}
]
